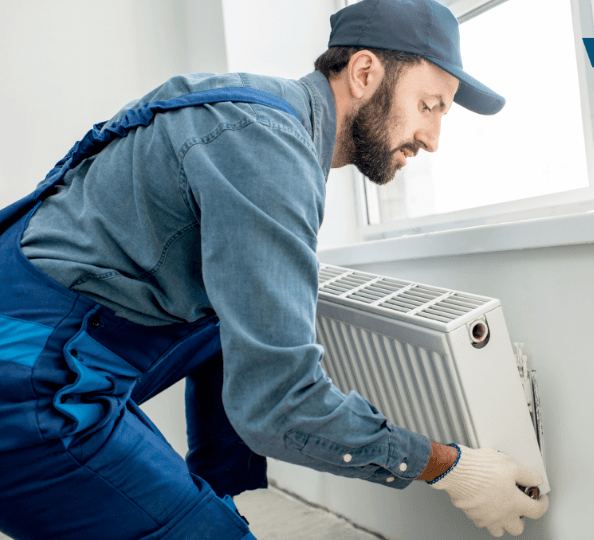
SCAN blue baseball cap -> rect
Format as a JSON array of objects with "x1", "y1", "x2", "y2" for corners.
[{"x1": 328, "y1": 0, "x2": 505, "y2": 115}]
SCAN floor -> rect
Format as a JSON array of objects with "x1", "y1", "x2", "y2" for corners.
[
  {"x1": 0, "y1": 486, "x2": 384, "y2": 540},
  {"x1": 235, "y1": 485, "x2": 385, "y2": 540}
]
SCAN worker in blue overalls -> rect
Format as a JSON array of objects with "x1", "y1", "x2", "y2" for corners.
[{"x1": 0, "y1": 1, "x2": 548, "y2": 538}]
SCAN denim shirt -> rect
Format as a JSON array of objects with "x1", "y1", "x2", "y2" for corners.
[{"x1": 21, "y1": 71, "x2": 431, "y2": 489}]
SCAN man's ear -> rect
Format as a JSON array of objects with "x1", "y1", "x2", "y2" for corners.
[{"x1": 346, "y1": 50, "x2": 385, "y2": 101}]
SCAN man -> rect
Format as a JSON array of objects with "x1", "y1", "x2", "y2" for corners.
[{"x1": 0, "y1": 0, "x2": 548, "y2": 538}]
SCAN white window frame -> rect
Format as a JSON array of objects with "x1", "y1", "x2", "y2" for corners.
[
  {"x1": 351, "y1": 0, "x2": 594, "y2": 243},
  {"x1": 442, "y1": 0, "x2": 510, "y2": 22}
]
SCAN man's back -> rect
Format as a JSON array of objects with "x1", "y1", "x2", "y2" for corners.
[{"x1": 21, "y1": 71, "x2": 329, "y2": 326}]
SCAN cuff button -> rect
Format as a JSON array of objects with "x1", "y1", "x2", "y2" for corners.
[
  {"x1": 343, "y1": 454, "x2": 352, "y2": 463},
  {"x1": 399, "y1": 462, "x2": 408, "y2": 472},
  {"x1": 386, "y1": 476, "x2": 395, "y2": 483}
]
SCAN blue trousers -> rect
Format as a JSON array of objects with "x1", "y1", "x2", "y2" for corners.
[{"x1": 0, "y1": 204, "x2": 265, "y2": 539}]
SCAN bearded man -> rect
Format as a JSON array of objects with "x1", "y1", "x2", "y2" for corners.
[{"x1": 0, "y1": 0, "x2": 548, "y2": 538}]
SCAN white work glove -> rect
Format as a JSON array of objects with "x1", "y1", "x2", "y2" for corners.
[{"x1": 429, "y1": 444, "x2": 549, "y2": 537}]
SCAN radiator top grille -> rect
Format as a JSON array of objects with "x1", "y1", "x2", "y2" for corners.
[{"x1": 319, "y1": 264, "x2": 498, "y2": 332}]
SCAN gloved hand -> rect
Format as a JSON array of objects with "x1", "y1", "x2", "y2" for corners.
[{"x1": 428, "y1": 444, "x2": 549, "y2": 537}]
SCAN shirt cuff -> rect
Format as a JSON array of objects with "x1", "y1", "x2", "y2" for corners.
[{"x1": 369, "y1": 424, "x2": 432, "y2": 490}]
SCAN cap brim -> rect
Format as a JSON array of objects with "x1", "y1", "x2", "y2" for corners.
[{"x1": 427, "y1": 57, "x2": 505, "y2": 115}]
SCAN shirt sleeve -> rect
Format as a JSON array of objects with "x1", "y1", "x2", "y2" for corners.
[{"x1": 182, "y1": 118, "x2": 431, "y2": 489}]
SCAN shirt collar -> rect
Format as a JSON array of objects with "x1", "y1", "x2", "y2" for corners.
[{"x1": 299, "y1": 71, "x2": 337, "y2": 181}]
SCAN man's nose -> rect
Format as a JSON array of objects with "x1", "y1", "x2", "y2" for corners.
[{"x1": 415, "y1": 118, "x2": 441, "y2": 153}]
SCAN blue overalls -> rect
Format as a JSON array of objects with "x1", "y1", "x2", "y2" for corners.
[{"x1": 0, "y1": 88, "x2": 300, "y2": 539}]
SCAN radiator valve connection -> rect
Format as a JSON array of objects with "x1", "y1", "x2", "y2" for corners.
[{"x1": 468, "y1": 317, "x2": 489, "y2": 347}]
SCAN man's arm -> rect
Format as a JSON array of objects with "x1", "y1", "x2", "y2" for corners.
[{"x1": 183, "y1": 117, "x2": 431, "y2": 489}]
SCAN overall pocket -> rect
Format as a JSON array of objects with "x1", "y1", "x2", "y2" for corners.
[{"x1": 54, "y1": 308, "x2": 141, "y2": 450}]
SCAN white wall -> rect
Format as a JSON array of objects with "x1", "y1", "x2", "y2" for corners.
[{"x1": 222, "y1": 0, "x2": 333, "y2": 79}]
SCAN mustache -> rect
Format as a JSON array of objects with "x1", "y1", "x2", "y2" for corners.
[{"x1": 391, "y1": 141, "x2": 421, "y2": 157}]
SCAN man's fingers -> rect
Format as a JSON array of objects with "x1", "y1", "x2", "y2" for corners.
[
  {"x1": 486, "y1": 524, "x2": 505, "y2": 537},
  {"x1": 514, "y1": 467, "x2": 542, "y2": 489},
  {"x1": 504, "y1": 516, "x2": 526, "y2": 536},
  {"x1": 519, "y1": 493, "x2": 549, "y2": 520}
]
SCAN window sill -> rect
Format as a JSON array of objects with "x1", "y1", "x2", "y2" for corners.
[
  {"x1": 361, "y1": 185, "x2": 594, "y2": 241},
  {"x1": 318, "y1": 208, "x2": 594, "y2": 267}
]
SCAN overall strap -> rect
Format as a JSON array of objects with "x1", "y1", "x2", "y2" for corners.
[{"x1": 34, "y1": 87, "x2": 301, "y2": 202}]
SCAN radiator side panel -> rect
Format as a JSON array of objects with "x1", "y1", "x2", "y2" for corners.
[{"x1": 447, "y1": 307, "x2": 550, "y2": 494}]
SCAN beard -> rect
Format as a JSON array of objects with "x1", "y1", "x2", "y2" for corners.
[{"x1": 340, "y1": 74, "x2": 420, "y2": 186}]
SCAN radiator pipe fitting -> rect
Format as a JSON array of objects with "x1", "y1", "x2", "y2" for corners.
[
  {"x1": 517, "y1": 484, "x2": 540, "y2": 500},
  {"x1": 468, "y1": 318, "x2": 489, "y2": 344}
]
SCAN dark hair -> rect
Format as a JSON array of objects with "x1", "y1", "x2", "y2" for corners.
[{"x1": 314, "y1": 46, "x2": 422, "y2": 81}]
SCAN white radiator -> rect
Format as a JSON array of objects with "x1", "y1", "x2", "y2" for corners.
[{"x1": 316, "y1": 264, "x2": 549, "y2": 495}]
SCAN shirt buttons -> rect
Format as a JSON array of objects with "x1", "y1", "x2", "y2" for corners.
[
  {"x1": 386, "y1": 476, "x2": 395, "y2": 483},
  {"x1": 399, "y1": 462, "x2": 408, "y2": 472},
  {"x1": 343, "y1": 454, "x2": 352, "y2": 463}
]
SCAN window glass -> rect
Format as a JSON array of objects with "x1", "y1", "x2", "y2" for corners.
[{"x1": 371, "y1": 0, "x2": 589, "y2": 223}]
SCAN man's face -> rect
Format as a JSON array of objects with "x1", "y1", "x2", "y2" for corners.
[{"x1": 346, "y1": 60, "x2": 459, "y2": 185}]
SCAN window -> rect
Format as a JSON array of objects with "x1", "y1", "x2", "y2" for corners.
[{"x1": 354, "y1": 0, "x2": 594, "y2": 239}]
